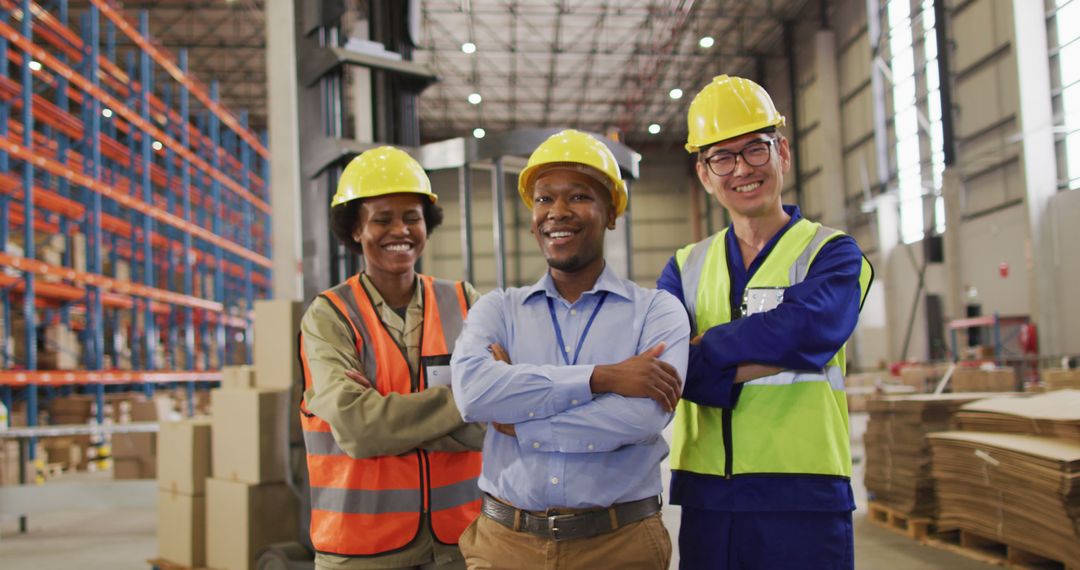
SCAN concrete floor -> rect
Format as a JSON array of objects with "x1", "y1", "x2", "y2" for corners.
[{"x1": 1, "y1": 412, "x2": 993, "y2": 569}]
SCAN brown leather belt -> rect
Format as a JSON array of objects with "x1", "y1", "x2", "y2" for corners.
[{"x1": 480, "y1": 494, "x2": 661, "y2": 541}]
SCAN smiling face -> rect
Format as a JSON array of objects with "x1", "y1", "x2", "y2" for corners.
[
  {"x1": 353, "y1": 193, "x2": 428, "y2": 280},
  {"x1": 529, "y1": 169, "x2": 616, "y2": 275},
  {"x1": 695, "y1": 131, "x2": 790, "y2": 222}
]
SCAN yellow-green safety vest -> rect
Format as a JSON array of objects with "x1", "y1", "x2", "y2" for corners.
[{"x1": 671, "y1": 218, "x2": 872, "y2": 479}]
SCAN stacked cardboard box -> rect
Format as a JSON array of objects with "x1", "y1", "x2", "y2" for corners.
[
  {"x1": 951, "y1": 366, "x2": 1017, "y2": 392},
  {"x1": 253, "y1": 300, "x2": 304, "y2": 391},
  {"x1": 207, "y1": 388, "x2": 296, "y2": 570},
  {"x1": 40, "y1": 324, "x2": 80, "y2": 370},
  {"x1": 0, "y1": 440, "x2": 24, "y2": 485},
  {"x1": 897, "y1": 364, "x2": 944, "y2": 393},
  {"x1": 206, "y1": 300, "x2": 304, "y2": 570},
  {"x1": 157, "y1": 419, "x2": 212, "y2": 568},
  {"x1": 863, "y1": 393, "x2": 1014, "y2": 517},
  {"x1": 113, "y1": 398, "x2": 160, "y2": 480},
  {"x1": 845, "y1": 372, "x2": 918, "y2": 412},
  {"x1": 1044, "y1": 369, "x2": 1080, "y2": 391}
]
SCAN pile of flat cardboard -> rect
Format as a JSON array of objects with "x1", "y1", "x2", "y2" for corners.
[
  {"x1": 206, "y1": 299, "x2": 303, "y2": 570},
  {"x1": 928, "y1": 431, "x2": 1080, "y2": 566},
  {"x1": 864, "y1": 393, "x2": 1012, "y2": 516},
  {"x1": 953, "y1": 390, "x2": 1080, "y2": 443},
  {"x1": 1044, "y1": 369, "x2": 1080, "y2": 391}
]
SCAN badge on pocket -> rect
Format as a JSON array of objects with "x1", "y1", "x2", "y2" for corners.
[
  {"x1": 422, "y1": 354, "x2": 452, "y2": 388},
  {"x1": 741, "y1": 287, "x2": 785, "y2": 317}
]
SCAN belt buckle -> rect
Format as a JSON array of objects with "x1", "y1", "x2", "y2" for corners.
[{"x1": 547, "y1": 513, "x2": 574, "y2": 541}]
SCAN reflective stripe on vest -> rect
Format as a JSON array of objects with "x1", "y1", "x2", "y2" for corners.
[
  {"x1": 299, "y1": 274, "x2": 482, "y2": 556},
  {"x1": 744, "y1": 365, "x2": 845, "y2": 391},
  {"x1": 672, "y1": 219, "x2": 871, "y2": 479}
]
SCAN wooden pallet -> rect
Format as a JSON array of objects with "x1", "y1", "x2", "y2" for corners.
[
  {"x1": 923, "y1": 529, "x2": 1074, "y2": 570},
  {"x1": 147, "y1": 558, "x2": 210, "y2": 570},
  {"x1": 866, "y1": 501, "x2": 932, "y2": 541}
]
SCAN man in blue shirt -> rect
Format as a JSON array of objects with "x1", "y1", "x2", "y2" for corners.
[
  {"x1": 660, "y1": 76, "x2": 872, "y2": 569},
  {"x1": 451, "y1": 129, "x2": 689, "y2": 569}
]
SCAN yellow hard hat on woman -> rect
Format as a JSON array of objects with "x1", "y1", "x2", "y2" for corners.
[
  {"x1": 518, "y1": 129, "x2": 628, "y2": 217},
  {"x1": 685, "y1": 75, "x2": 786, "y2": 153},
  {"x1": 331, "y1": 146, "x2": 437, "y2": 207}
]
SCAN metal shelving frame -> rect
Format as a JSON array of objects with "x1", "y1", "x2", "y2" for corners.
[{"x1": 0, "y1": 0, "x2": 271, "y2": 474}]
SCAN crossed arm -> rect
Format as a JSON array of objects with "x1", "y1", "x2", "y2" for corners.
[
  {"x1": 450, "y1": 291, "x2": 689, "y2": 453},
  {"x1": 301, "y1": 297, "x2": 483, "y2": 459}
]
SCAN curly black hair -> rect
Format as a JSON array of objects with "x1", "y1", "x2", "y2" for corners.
[{"x1": 329, "y1": 198, "x2": 444, "y2": 256}]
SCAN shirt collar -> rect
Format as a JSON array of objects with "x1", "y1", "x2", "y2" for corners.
[
  {"x1": 522, "y1": 263, "x2": 630, "y2": 304},
  {"x1": 359, "y1": 272, "x2": 423, "y2": 310}
]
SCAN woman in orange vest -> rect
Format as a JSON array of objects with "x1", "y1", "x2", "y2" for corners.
[{"x1": 298, "y1": 146, "x2": 484, "y2": 570}]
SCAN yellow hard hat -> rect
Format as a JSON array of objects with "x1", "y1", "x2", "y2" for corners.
[
  {"x1": 330, "y1": 146, "x2": 436, "y2": 207},
  {"x1": 685, "y1": 75, "x2": 786, "y2": 153},
  {"x1": 518, "y1": 129, "x2": 628, "y2": 217}
]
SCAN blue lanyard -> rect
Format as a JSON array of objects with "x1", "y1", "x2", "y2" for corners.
[{"x1": 546, "y1": 292, "x2": 608, "y2": 366}]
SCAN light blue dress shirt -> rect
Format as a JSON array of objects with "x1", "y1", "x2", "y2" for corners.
[{"x1": 451, "y1": 265, "x2": 690, "y2": 510}]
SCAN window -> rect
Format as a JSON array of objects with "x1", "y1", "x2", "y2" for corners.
[
  {"x1": 885, "y1": 0, "x2": 947, "y2": 243},
  {"x1": 1049, "y1": 0, "x2": 1080, "y2": 190}
]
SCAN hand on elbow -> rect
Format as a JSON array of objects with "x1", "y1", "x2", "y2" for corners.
[{"x1": 590, "y1": 342, "x2": 682, "y2": 412}]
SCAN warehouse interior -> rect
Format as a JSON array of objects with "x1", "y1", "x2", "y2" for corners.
[{"x1": 2, "y1": 0, "x2": 1080, "y2": 569}]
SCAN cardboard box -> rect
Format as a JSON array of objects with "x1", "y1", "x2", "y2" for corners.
[
  {"x1": 70, "y1": 232, "x2": 87, "y2": 273},
  {"x1": 222, "y1": 365, "x2": 257, "y2": 390},
  {"x1": 253, "y1": 300, "x2": 304, "y2": 390},
  {"x1": 211, "y1": 388, "x2": 288, "y2": 483},
  {"x1": 1043, "y1": 368, "x2": 1080, "y2": 391},
  {"x1": 49, "y1": 395, "x2": 94, "y2": 424},
  {"x1": 158, "y1": 490, "x2": 206, "y2": 568},
  {"x1": 158, "y1": 419, "x2": 212, "y2": 495},
  {"x1": 898, "y1": 366, "x2": 935, "y2": 393},
  {"x1": 952, "y1": 367, "x2": 1017, "y2": 392},
  {"x1": 0, "y1": 440, "x2": 24, "y2": 485},
  {"x1": 114, "y1": 456, "x2": 155, "y2": 479},
  {"x1": 206, "y1": 478, "x2": 298, "y2": 570}
]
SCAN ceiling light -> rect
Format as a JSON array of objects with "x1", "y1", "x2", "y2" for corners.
[
  {"x1": 102, "y1": 108, "x2": 114, "y2": 118},
  {"x1": 669, "y1": 88, "x2": 683, "y2": 100},
  {"x1": 648, "y1": 123, "x2": 661, "y2": 135},
  {"x1": 699, "y1": 36, "x2": 715, "y2": 49},
  {"x1": 468, "y1": 92, "x2": 482, "y2": 105},
  {"x1": 462, "y1": 42, "x2": 477, "y2": 54},
  {"x1": 28, "y1": 60, "x2": 42, "y2": 71},
  {"x1": 152, "y1": 141, "x2": 163, "y2": 151},
  {"x1": 473, "y1": 127, "x2": 486, "y2": 139}
]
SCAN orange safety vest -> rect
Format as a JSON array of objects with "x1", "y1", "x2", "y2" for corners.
[{"x1": 299, "y1": 273, "x2": 482, "y2": 557}]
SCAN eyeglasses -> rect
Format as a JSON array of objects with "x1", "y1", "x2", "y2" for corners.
[{"x1": 700, "y1": 139, "x2": 776, "y2": 177}]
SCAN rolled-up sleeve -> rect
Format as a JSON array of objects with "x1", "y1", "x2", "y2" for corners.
[
  {"x1": 451, "y1": 292, "x2": 594, "y2": 424},
  {"x1": 301, "y1": 297, "x2": 466, "y2": 459},
  {"x1": 513, "y1": 291, "x2": 690, "y2": 453}
]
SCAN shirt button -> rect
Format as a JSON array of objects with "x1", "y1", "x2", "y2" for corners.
[
  {"x1": 565, "y1": 345, "x2": 572, "y2": 353},
  {"x1": 532, "y1": 442, "x2": 540, "y2": 449},
  {"x1": 528, "y1": 411, "x2": 535, "y2": 418},
  {"x1": 587, "y1": 444, "x2": 595, "y2": 450},
  {"x1": 570, "y1": 309, "x2": 577, "y2": 315},
  {"x1": 570, "y1": 399, "x2": 579, "y2": 405},
  {"x1": 550, "y1": 477, "x2": 559, "y2": 485}
]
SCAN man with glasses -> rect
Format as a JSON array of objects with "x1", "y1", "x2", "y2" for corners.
[{"x1": 657, "y1": 75, "x2": 873, "y2": 569}]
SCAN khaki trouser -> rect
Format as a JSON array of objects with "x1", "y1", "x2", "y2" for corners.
[
  {"x1": 317, "y1": 559, "x2": 465, "y2": 570},
  {"x1": 458, "y1": 511, "x2": 672, "y2": 570}
]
